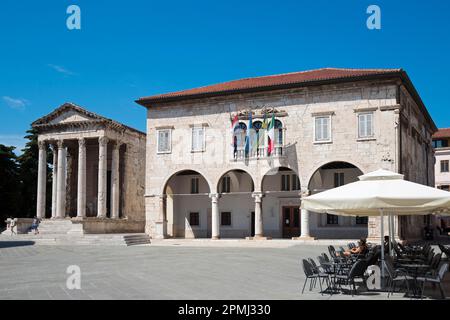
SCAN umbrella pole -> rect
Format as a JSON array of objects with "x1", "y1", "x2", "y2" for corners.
[
  {"x1": 389, "y1": 214, "x2": 393, "y2": 257},
  {"x1": 380, "y1": 209, "x2": 385, "y2": 285}
]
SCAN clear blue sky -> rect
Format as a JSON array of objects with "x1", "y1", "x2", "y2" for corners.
[{"x1": 1, "y1": 0, "x2": 449, "y2": 152}]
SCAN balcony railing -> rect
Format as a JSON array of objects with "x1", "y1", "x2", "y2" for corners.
[{"x1": 233, "y1": 145, "x2": 284, "y2": 161}]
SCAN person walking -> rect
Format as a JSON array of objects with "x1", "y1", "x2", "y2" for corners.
[{"x1": 10, "y1": 218, "x2": 17, "y2": 235}]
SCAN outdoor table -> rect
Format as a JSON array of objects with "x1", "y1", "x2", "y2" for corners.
[{"x1": 320, "y1": 262, "x2": 352, "y2": 294}]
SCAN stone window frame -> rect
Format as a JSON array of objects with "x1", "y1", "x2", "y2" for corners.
[
  {"x1": 190, "y1": 124, "x2": 207, "y2": 153},
  {"x1": 156, "y1": 128, "x2": 172, "y2": 154},
  {"x1": 220, "y1": 211, "x2": 232, "y2": 227},
  {"x1": 357, "y1": 111, "x2": 375, "y2": 140},
  {"x1": 190, "y1": 177, "x2": 200, "y2": 194},
  {"x1": 188, "y1": 212, "x2": 200, "y2": 227},
  {"x1": 221, "y1": 175, "x2": 231, "y2": 193},
  {"x1": 312, "y1": 112, "x2": 333, "y2": 144},
  {"x1": 441, "y1": 160, "x2": 450, "y2": 173}
]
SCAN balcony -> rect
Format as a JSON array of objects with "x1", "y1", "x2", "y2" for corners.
[{"x1": 233, "y1": 144, "x2": 284, "y2": 161}]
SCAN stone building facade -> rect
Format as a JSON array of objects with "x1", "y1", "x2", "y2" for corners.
[
  {"x1": 136, "y1": 68, "x2": 437, "y2": 240},
  {"x1": 32, "y1": 103, "x2": 146, "y2": 234},
  {"x1": 432, "y1": 128, "x2": 450, "y2": 232}
]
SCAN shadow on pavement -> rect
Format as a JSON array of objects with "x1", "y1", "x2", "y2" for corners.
[{"x1": 0, "y1": 241, "x2": 35, "y2": 249}]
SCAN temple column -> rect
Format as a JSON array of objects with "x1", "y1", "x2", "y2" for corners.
[
  {"x1": 51, "y1": 143, "x2": 58, "y2": 218},
  {"x1": 253, "y1": 192, "x2": 264, "y2": 238},
  {"x1": 36, "y1": 141, "x2": 47, "y2": 219},
  {"x1": 56, "y1": 140, "x2": 66, "y2": 218},
  {"x1": 210, "y1": 194, "x2": 220, "y2": 239},
  {"x1": 77, "y1": 138, "x2": 86, "y2": 218},
  {"x1": 111, "y1": 141, "x2": 120, "y2": 219},
  {"x1": 97, "y1": 136, "x2": 108, "y2": 218}
]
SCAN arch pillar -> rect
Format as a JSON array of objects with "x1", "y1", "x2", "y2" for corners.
[
  {"x1": 154, "y1": 195, "x2": 167, "y2": 239},
  {"x1": 296, "y1": 189, "x2": 315, "y2": 240}
]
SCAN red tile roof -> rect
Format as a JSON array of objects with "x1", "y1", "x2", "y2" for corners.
[
  {"x1": 136, "y1": 68, "x2": 401, "y2": 104},
  {"x1": 433, "y1": 128, "x2": 450, "y2": 139},
  {"x1": 135, "y1": 67, "x2": 437, "y2": 132}
]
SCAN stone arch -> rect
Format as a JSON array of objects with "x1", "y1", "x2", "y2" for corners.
[
  {"x1": 305, "y1": 160, "x2": 366, "y2": 191},
  {"x1": 261, "y1": 166, "x2": 300, "y2": 193},
  {"x1": 162, "y1": 169, "x2": 212, "y2": 238},
  {"x1": 216, "y1": 168, "x2": 255, "y2": 194},
  {"x1": 160, "y1": 168, "x2": 214, "y2": 195}
]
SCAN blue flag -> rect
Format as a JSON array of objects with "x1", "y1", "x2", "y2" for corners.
[{"x1": 245, "y1": 112, "x2": 252, "y2": 156}]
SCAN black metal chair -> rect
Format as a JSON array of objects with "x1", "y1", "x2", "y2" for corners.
[
  {"x1": 384, "y1": 256, "x2": 413, "y2": 298},
  {"x1": 416, "y1": 263, "x2": 449, "y2": 300},
  {"x1": 301, "y1": 259, "x2": 330, "y2": 295},
  {"x1": 335, "y1": 260, "x2": 368, "y2": 296}
]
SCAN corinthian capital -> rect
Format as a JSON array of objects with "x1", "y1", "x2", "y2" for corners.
[
  {"x1": 56, "y1": 140, "x2": 65, "y2": 150},
  {"x1": 99, "y1": 136, "x2": 108, "y2": 146},
  {"x1": 38, "y1": 140, "x2": 46, "y2": 150},
  {"x1": 78, "y1": 138, "x2": 86, "y2": 148}
]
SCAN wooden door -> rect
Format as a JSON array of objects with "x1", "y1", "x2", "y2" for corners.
[{"x1": 282, "y1": 206, "x2": 300, "y2": 238}]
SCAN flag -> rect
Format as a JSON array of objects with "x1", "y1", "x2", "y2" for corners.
[
  {"x1": 245, "y1": 112, "x2": 252, "y2": 157},
  {"x1": 267, "y1": 112, "x2": 275, "y2": 156},
  {"x1": 258, "y1": 112, "x2": 267, "y2": 150},
  {"x1": 230, "y1": 114, "x2": 239, "y2": 157},
  {"x1": 261, "y1": 112, "x2": 268, "y2": 129}
]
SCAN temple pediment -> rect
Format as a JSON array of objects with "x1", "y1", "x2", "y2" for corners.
[
  {"x1": 48, "y1": 109, "x2": 94, "y2": 124},
  {"x1": 32, "y1": 102, "x2": 145, "y2": 136},
  {"x1": 32, "y1": 102, "x2": 104, "y2": 126}
]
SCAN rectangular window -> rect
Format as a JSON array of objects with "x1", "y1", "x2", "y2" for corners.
[
  {"x1": 314, "y1": 116, "x2": 331, "y2": 142},
  {"x1": 190, "y1": 177, "x2": 199, "y2": 194},
  {"x1": 281, "y1": 175, "x2": 290, "y2": 191},
  {"x1": 358, "y1": 113, "x2": 374, "y2": 138},
  {"x1": 441, "y1": 160, "x2": 449, "y2": 173},
  {"x1": 221, "y1": 212, "x2": 231, "y2": 226},
  {"x1": 356, "y1": 216, "x2": 368, "y2": 225},
  {"x1": 291, "y1": 175, "x2": 300, "y2": 191},
  {"x1": 334, "y1": 172, "x2": 345, "y2": 188},
  {"x1": 440, "y1": 185, "x2": 450, "y2": 191},
  {"x1": 191, "y1": 126, "x2": 205, "y2": 152},
  {"x1": 157, "y1": 129, "x2": 171, "y2": 153},
  {"x1": 327, "y1": 214, "x2": 339, "y2": 225},
  {"x1": 189, "y1": 212, "x2": 200, "y2": 226},
  {"x1": 221, "y1": 176, "x2": 231, "y2": 193},
  {"x1": 433, "y1": 139, "x2": 449, "y2": 148}
]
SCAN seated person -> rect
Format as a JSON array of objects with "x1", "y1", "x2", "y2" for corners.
[
  {"x1": 343, "y1": 238, "x2": 368, "y2": 256},
  {"x1": 383, "y1": 235, "x2": 392, "y2": 254}
]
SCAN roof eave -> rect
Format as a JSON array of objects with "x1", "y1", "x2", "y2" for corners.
[{"x1": 135, "y1": 72, "x2": 402, "y2": 107}]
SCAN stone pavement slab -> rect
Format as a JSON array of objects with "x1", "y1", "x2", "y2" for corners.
[{"x1": 0, "y1": 242, "x2": 448, "y2": 300}]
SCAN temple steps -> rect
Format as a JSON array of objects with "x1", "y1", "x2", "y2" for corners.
[
  {"x1": 0, "y1": 233, "x2": 151, "y2": 246},
  {"x1": 123, "y1": 234, "x2": 151, "y2": 246}
]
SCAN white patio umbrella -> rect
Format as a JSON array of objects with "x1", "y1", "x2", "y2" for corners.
[{"x1": 301, "y1": 169, "x2": 450, "y2": 281}]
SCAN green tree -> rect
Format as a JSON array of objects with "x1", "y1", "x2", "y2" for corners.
[
  {"x1": 17, "y1": 128, "x2": 52, "y2": 218},
  {"x1": 0, "y1": 144, "x2": 21, "y2": 227}
]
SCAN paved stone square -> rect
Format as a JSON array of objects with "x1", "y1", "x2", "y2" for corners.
[{"x1": 0, "y1": 241, "x2": 448, "y2": 300}]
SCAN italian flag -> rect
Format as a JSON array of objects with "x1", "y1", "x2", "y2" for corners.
[
  {"x1": 231, "y1": 114, "x2": 239, "y2": 136},
  {"x1": 231, "y1": 114, "x2": 239, "y2": 154},
  {"x1": 267, "y1": 113, "x2": 275, "y2": 156}
]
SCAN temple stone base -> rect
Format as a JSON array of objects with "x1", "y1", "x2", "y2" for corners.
[
  {"x1": 245, "y1": 236, "x2": 273, "y2": 240},
  {"x1": 24, "y1": 218, "x2": 145, "y2": 235},
  {"x1": 292, "y1": 236, "x2": 316, "y2": 241}
]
